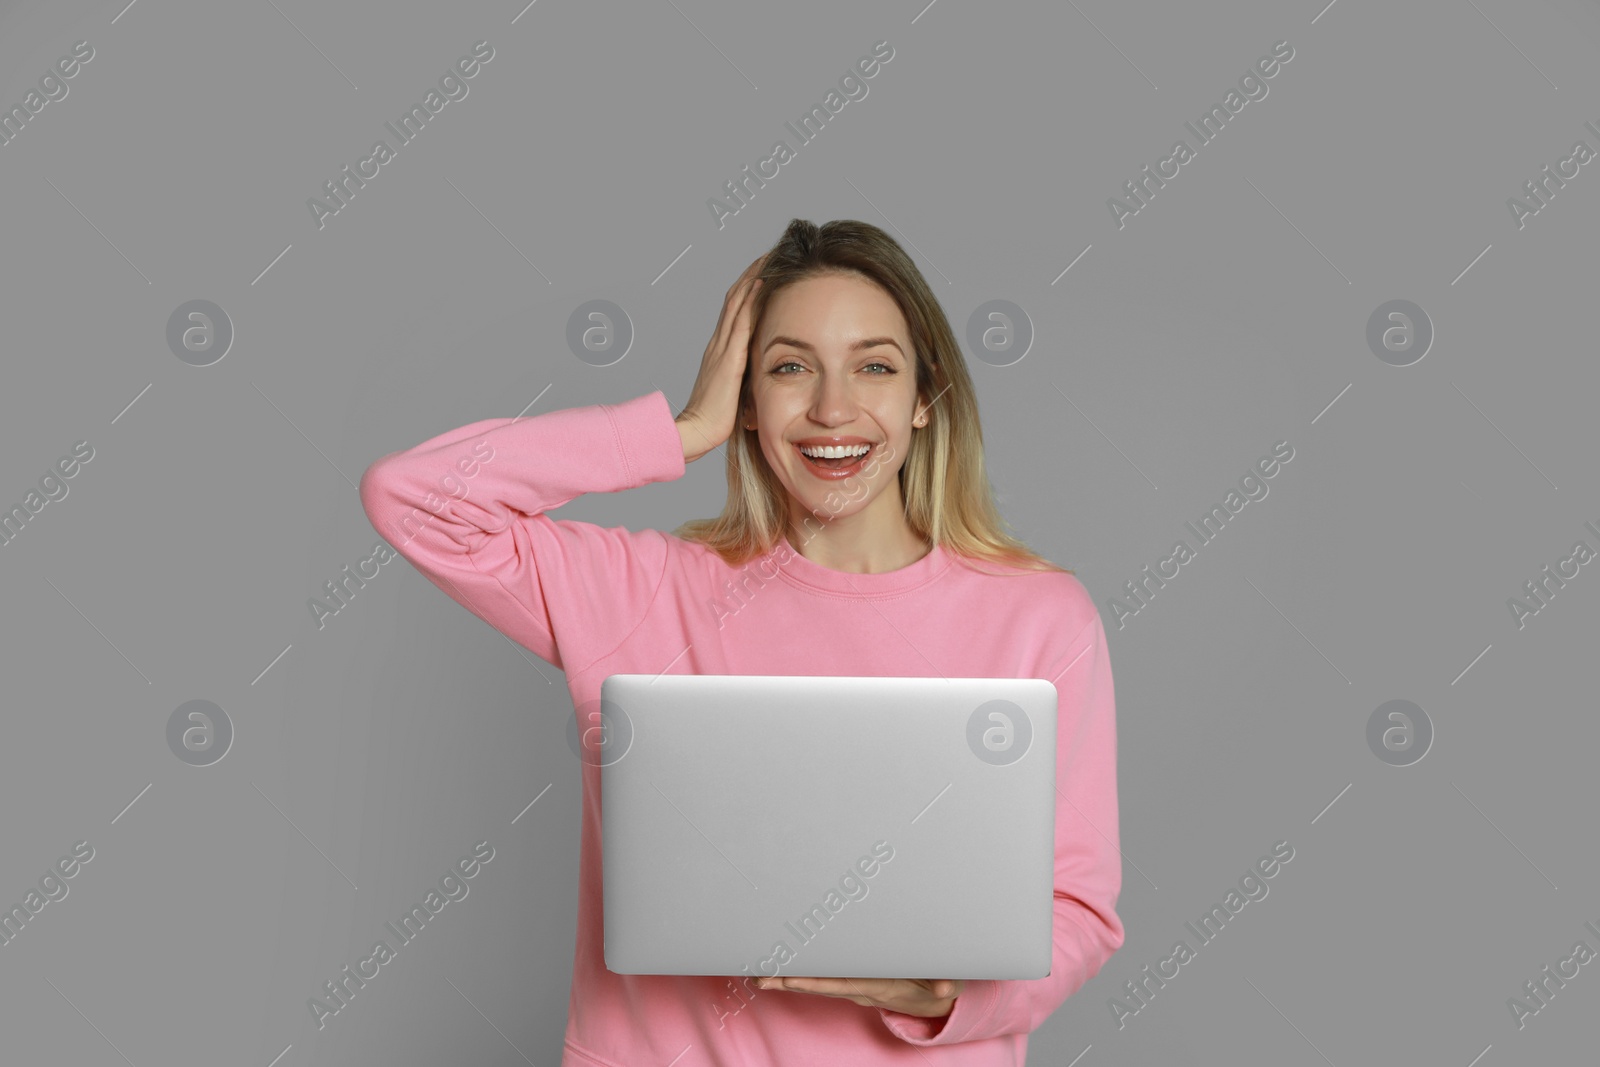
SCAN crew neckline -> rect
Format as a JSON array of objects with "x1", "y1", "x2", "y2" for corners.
[{"x1": 771, "y1": 533, "x2": 952, "y2": 597}]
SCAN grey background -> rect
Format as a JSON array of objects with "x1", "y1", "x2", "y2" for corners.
[{"x1": 1, "y1": 0, "x2": 1596, "y2": 1063}]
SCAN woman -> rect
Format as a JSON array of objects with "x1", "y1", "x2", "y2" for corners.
[{"x1": 359, "y1": 218, "x2": 1124, "y2": 1065}]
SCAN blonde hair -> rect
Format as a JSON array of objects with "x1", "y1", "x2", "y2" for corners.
[{"x1": 671, "y1": 218, "x2": 1071, "y2": 578}]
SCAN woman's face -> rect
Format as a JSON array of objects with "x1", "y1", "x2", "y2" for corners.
[{"x1": 745, "y1": 272, "x2": 926, "y2": 529}]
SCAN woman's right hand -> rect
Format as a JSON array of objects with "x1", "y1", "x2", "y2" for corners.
[{"x1": 676, "y1": 253, "x2": 767, "y2": 464}]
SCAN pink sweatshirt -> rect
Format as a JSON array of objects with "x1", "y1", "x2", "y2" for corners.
[{"x1": 358, "y1": 390, "x2": 1124, "y2": 1066}]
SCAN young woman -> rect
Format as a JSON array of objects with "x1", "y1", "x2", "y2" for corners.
[{"x1": 359, "y1": 219, "x2": 1124, "y2": 1065}]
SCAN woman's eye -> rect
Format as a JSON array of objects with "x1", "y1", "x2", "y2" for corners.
[{"x1": 770, "y1": 360, "x2": 895, "y2": 375}]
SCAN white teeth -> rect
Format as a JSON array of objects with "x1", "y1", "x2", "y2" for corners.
[{"x1": 799, "y1": 444, "x2": 871, "y2": 459}]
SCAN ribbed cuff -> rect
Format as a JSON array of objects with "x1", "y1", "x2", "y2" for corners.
[
  {"x1": 602, "y1": 390, "x2": 687, "y2": 488},
  {"x1": 876, "y1": 980, "x2": 1002, "y2": 1045}
]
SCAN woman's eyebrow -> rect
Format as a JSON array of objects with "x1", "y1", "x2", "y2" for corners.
[{"x1": 762, "y1": 335, "x2": 903, "y2": 355}]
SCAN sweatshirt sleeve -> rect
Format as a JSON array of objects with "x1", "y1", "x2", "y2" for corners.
[
  {"x1": 876, "y1": 609, "x2": 1125, "y2": 1045},
  {"x1": 357, "y1": 390, "x2": 687, "y2": 676}
]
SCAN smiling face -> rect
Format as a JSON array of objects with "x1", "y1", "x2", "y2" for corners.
[{"x1": 743, "y1": 271, "x2": 929, "y2": 538}]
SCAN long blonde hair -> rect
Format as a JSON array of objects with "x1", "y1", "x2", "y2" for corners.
[{"x1": 671, "y1": 218, "x2": 1071, "y2": 578}]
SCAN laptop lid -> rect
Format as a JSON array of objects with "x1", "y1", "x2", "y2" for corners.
[{"x1": 599, "y1": 673, "x2": 1058, "y2": 980}]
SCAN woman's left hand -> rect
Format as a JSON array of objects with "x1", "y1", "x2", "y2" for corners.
[{"x1": 756, "y1": 976, "x2": 962, "y2": 1018}]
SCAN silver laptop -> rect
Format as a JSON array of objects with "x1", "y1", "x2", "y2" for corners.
[{"x1": 600, "y1": 673, "x2": 1058, "y2": 980}]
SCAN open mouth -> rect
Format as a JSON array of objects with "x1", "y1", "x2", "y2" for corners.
[{"x1": 796, "y1": 442, "x2": 874, "y2": 476}]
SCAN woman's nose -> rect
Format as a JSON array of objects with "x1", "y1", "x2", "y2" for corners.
[{"x1": 809, "y1": 377, "x2": 859, "y2": 424}]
